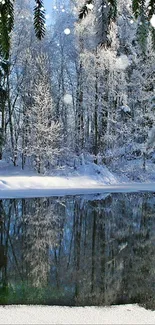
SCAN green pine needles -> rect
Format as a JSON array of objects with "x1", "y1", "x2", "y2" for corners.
[
  {"x1": 79, "y1": 0, "x2": 93, "y2": 19},
  {"x1": 78, "y1": 0, "x2": 117, "y2": 21},
  {"x1": 34, "y1": 0, "x2": 46, "y2": 40},
  {"x1": 0, "y1": 0, "x2": 154, "y2": 59},
  {"x1": 132, "y1": 0, "x2": 141, "y2": 19},
  {"x1": 0, "y1": 0, "x2": 46, "y2": 59},
  {"x1": 78, "y1": 0, "x2": 155, "y2": 51},
  {"x1": 0, "y1": 0, "x2": 14, "y2": 59},
  {"x1": 108, "y1": 0, "x2": 117, "y2": 20}
]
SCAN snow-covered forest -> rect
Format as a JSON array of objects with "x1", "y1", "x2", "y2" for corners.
[
  {"x1": 0, "y1": 0, "x2": 155, "y2": 177},
  {"x1": 1, "y1": 1, "x2": 155, "y2": 316}
]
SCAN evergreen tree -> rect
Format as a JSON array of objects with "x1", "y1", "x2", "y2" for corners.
[{"x1": 0, "y1": 0, "x2": 46, "y2": 59}]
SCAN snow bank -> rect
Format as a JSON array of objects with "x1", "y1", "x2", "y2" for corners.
[
  {"x1": 0, "y1": 304, "x2": 155, "y2": 324},
  {"x1": 0, "y1": 160, "x2": 155, "y2": 199},
  {"x1": 0, "y1": 161, "x2": 119, "y2": 198}
]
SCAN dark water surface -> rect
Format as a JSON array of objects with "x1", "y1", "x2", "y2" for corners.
[{"x1": 0, "y1": 192, "x2": 155, "y2": 308}]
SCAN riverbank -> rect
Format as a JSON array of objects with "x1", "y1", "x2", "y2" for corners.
[
  {"x1": 0, "y1": 304, "x2": 155, "y2": 324},
  {"x1": 0, "y1": 159, "x2": 155, "y2": 198}
]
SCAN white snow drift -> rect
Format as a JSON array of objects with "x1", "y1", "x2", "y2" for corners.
[
  {"x1": 0, "y1": 304, "x2": 155, "y2": 324},
  {"x1": 0, "y1": 160, "x2": 155, "y2": 198}
]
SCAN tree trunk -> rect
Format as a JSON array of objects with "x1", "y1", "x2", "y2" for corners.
[{"x1": 94, "y1": 49, "x2": 99, "y2": 163}]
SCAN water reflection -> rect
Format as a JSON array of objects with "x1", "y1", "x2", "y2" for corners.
[{"x1": 0, "y1": 192, "x2": 155, "y2": 308}]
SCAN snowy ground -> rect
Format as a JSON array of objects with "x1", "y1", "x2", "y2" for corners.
[
  {"x1": 0, "y1": 160, "x2": 155, "y2": 198},
  {"x1": 0, "y1": 304, "x2": 155, "y2": 324},
  {"x1": 0, "y1": 160, "x2": 117, "y2": 198}
]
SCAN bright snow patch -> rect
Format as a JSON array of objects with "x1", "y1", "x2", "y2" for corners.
[
  {"x1": 0, "y1": 304, "x2": 155, "y2": 324},
  {"x1": 0, "y1": 161, "x2": 119, "y2": 198},
  {"x1": 150, "y1": 14, "x2": 155, "y2": 28},
  {"x1": 121, "y1": 105, "x2": 131, "y2": 113},
  {"x1": 63, "y1": 94, "x2": 72, "y2": 104},
  {"x1": 0, "y1": 159, "x2": 136, "y2": 198},
  {"x1": 0, "y1": 160, "x2": 155, "y2": 199},
  {"x1": 86, "y1": 3, "x2": 94, "y2": 10},
  {"x1": 115, "y1": 55, "x2": 130, "y2": 70},
  {"x1": 64, "y1": 28, "x2": 71, "y2": 35}
]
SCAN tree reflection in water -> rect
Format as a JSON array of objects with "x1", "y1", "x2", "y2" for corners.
[{"x1": 0, "y1": 192, "x2": 155, "y2": 308}]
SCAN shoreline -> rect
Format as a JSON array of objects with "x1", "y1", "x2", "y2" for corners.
[{"x1": 0, "y1": 304, "x2": 155, "y2": 324}]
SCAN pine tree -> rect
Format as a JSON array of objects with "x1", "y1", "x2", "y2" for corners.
[{"x1": 0, "y1": 0, "x2": 46, "y2": 59}]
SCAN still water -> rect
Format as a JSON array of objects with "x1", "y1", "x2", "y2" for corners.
[{"x1": 0, "y1": 192, "x2": 155, "y2": 308}]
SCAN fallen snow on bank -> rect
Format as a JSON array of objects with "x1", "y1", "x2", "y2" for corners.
[
  {"x1": 0, "y1": 160, "x2": 120, "y2": 198},
  {"x1": 0, "y1": 160, "x2": 155, "y2": 198},
  {"x1": 0, "y1": 304, "x2": 155, "y2": 324}
]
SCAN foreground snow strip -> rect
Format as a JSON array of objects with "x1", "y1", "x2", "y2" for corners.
[
  {"x1": 0, "y1": 305, "x2": 155, "y2": 324},
  {"x1": 0, "y1": 176, "x2": 155, "y2": 198}
]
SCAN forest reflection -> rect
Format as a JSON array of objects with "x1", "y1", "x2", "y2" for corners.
[{"x1": 0, "y1": 192, "x2": 155, "y2": 308}]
